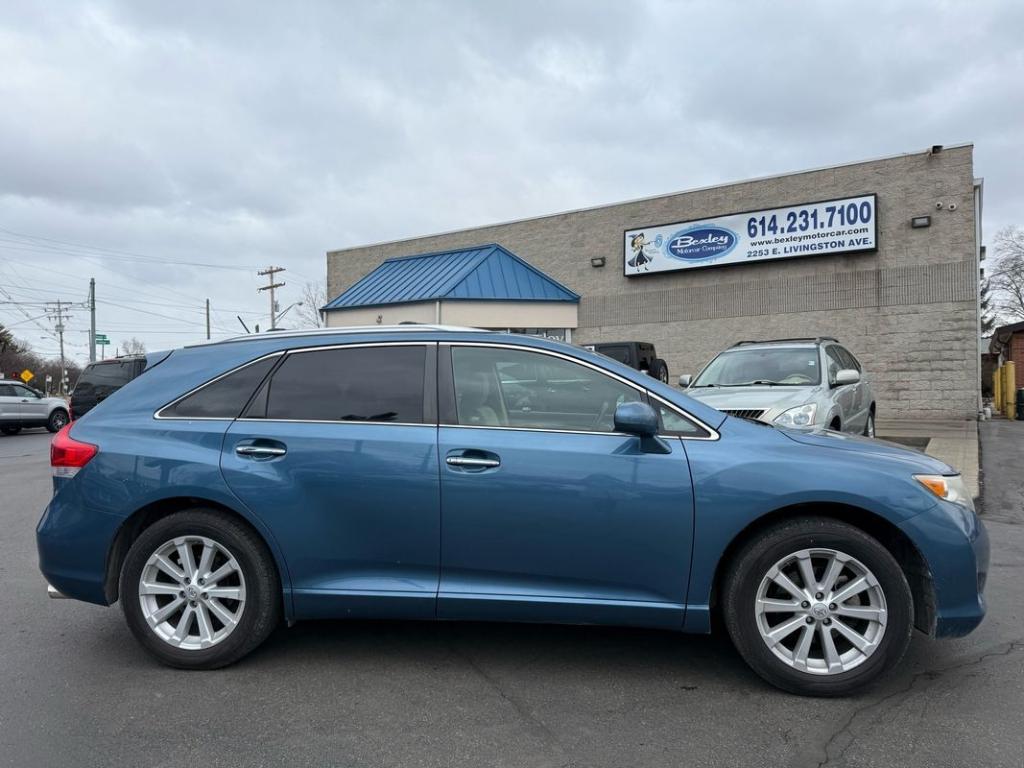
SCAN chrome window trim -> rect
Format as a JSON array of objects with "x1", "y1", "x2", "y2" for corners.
[
  {"x1": 154, "y1": 352, "x2": 284, "y2": 421},
  {"x1": 235, "y1": 418, "x2": 433, "y2": 428},
  {"x1": 443, "y1": 341, "x2": 720, "y2": 441}
]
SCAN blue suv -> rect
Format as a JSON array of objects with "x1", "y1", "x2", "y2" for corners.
[{"x1": 37, "y1": 326, "x2": 988, "y2": 695}]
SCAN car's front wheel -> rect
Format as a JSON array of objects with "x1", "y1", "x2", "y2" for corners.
[
  {"x1": 120, "y1": 509, "x2": 280, "y2": 669},
  {"x1": 723, "y1": 517, "x2": 913, "y2": 696},
  {"x1": 47, "y1": 409, "x2": 69, "y2": 433}
]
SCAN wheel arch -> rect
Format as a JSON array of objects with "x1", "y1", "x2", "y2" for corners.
[
  {"x1": 103, "y1": 496, "x2": 292, "y2": 617},
  {"x1": 708, "y1": 502, "x2": 935, "y2": 635}
]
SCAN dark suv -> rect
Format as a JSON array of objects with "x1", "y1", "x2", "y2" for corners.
[
  {"x1": 70, "y1": 356, "x2": 146, "y2": 419},
  {"x1": 584, "y1": 342, "x2": 669, "y2": 383}
]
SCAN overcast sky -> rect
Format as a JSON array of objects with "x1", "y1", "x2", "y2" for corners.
[{"x1": 2, "y1": 1, "x2": 1022, "y2": 364}]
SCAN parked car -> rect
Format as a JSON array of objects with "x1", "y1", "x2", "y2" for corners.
[
  {"x1": 69, "y1": 356, "x2": 146, "y2": 419},
  {"x1": 0, "y1": 381, "x2": 69, "y2": 434},
  {"x1": 584, "y1": 341, "x2": 669, "y2": 383},
  {"x1": 679, "y1": 337, "x2": 876, "y2": 437},
  {"x1": 38, "y1": 327, "x2": 986, "y2": 695}
]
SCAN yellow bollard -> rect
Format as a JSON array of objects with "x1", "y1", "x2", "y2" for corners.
[
  {"x1": 1005, "y1": 362, "x2": 1017, "y2": 420},
  {"x1": 994, "y1": 365, "x2": 1003, "y2": 416}
]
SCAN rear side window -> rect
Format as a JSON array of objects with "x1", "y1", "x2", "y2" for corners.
[
  {"x1": 255, "y1": 345, "x2": 426, "y2": 423},
  {"x1": 598, "y1": 345, "x2": 632, "y2": 366},
  {"x1": 160, "y1": 356, "x2": 278, "y2": 419}
]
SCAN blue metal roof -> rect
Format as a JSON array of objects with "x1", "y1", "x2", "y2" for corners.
[{"x1": 324, "y1": 244, "x2": 579, "y2": 310}]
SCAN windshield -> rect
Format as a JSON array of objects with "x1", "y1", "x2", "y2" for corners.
[{"x1": 692, "y1": 347, "x2": 821, "y2": 387}]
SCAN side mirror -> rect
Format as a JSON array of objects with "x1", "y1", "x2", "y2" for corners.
[
  {"x1": 678, "y1": 374, "x2": 692, "y2": 388},
  {"x1": 613, "y1": 401, "x2": 671, "y2": 454},
  {"x1": 834, "y1": 369, "x2": 860, "y2": 386}
]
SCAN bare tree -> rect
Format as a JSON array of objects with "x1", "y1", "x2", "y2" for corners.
[
  {"x1": 122, "y1": 337, "x2": 146, "y2": 355},
  {"x1": 991, "y1": 226, "x2": 1024, "y2": 322},
  {"x1": 295, "y1": 281, "x2": 328, "y2": 328}
]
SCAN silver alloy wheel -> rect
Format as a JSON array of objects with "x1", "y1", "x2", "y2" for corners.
[
  {"x1": 51, "y1": 411, "x2": 68, "y2": 429},
  {"x1": 755, "y1": 548, "x2": 887, "y2": 675},
  {"x1": 139, "y1": 535, "x2": 247, "y2": 650}
]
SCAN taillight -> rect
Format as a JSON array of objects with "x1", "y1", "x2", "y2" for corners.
[{"x1": 50, "y1": 423, "x2": 97, "y2": 478}]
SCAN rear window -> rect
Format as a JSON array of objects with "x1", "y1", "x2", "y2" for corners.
[
  {"x1": 160, "y1": 356, "x2": 279, "y2": 419},
  {"x1": 73, "y1": 360, "x2": 138, "y2": 394}
]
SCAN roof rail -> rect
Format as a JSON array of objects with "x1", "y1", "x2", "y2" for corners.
[
  {"x1": 184, "y1": 324, "x2": 487, "y2": 348},
  {"x1": 731, "y1": 337, "x2": 839, "y2": 347}
]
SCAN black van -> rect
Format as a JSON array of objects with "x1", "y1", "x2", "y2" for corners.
[{"x1": 69, "y1": 356, "x2": 146, "y2": 419}]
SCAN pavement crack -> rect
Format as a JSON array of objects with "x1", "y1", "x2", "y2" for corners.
[
  {"x1": 812, "y1": 640, "x2": 1024, "y2": 768},
  {"x1": 446, "y1": 641, "x2": 566, "y2": 759}
]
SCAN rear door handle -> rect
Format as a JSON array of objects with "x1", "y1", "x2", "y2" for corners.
[{"x1": 235, "y1": 443, "x2": 287, "y2": 459}]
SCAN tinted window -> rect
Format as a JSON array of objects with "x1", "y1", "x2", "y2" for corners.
[
  {"x1": 162, "y1": 356, "x2": 278, "y2": 419},
  {"x1": 0, "y1": 384, "x2": 16, "y2": 397},
  {"x1": 262, "y1": 346, "x2": 425, "y2": 423},
  {"x1": 451, "y1": 346, "x2": 642, "y2": 433},
  {"x1": 598, "y1": 344, "x2": 632, "y2": 365},
  {"x1": 73, "y1": 360, "x2": 137, "y2": 394},
  {"x1": 13, "y1": 385, "x2": 36, "y2": 398}
]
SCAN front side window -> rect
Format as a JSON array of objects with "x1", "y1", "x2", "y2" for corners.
[
  {"x1": 825, "y1": 346, "x2": 845, "y2": 384},
  {"x1": 451, "y1": 346, "x2": 641, "y2": 433},
  {"x1": 258, "y1": 345, "x2": 426, "y2": 423},
  {"x1": 161, "y1": 356, "x2": 278, "y2": 419},
  {"x1": 692, "y1": 347, "x2": 821, "y2": 387},
  {"x1": 656, "y1": 402, "x2": 708, "y2": 436}
]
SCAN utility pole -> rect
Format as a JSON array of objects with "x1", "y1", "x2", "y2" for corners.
[
  {"x1": 257, "y1": 267, "x2": 286, "y2": 330},
  {"x1": 46, "y1": 300, "x2": 72, "y2": 396},
  {"x1": 89, "y1": 278, "x2": 96, "y2": 362},
  {"x1": 205, "y1": 298, "x2": 211, "y2": 340}
]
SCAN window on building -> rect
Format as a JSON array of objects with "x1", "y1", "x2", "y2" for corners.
[
  {"x1": 257, "y1": 345, "x2": 426, "y2": 423},
  {"x1": 451, "y1": 346, "x2": 641, "y2": 432},
  {"x1": 161, "y1": 356, "x2": 279, "y2": 419}
]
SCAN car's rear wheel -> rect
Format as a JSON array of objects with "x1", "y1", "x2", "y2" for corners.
[
  {"x1": 651, "y1": 359, "x2": 669, "y2": 384},
  {"x1": 47, "y1": 409, "x2": 69, "y2": 433},
  {"x1": 120, "y1": 509, "x2": 280, "y2": 669},
  {"x1": 722, "y1": 517, "x2": 912, "y2": 696},
  {"x1": 1, "y1": 425, "x2": 21, "y2": 435}
]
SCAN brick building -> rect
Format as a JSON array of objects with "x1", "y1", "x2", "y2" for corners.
[
  {"x1": 326, "y1": 145, "x2": 984, "y2": 420},
  {"x1": 989, "y1": 321, "x2": 1024, "y2": 390}
]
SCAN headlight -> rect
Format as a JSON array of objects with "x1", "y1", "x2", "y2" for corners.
[
  {"x1": 773, "y1": 403, "x2": 817, "y2": 428},
  {"x1": 914, "y1": 474, "x2": 975, "y2": 512}
]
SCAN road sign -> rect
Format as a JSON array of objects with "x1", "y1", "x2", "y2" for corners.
[
  {"x1": 96, "y1": 338, "x2": 111, "y2": 346},
  {"x1": 20, "y1": 369, "x2": 34, "y2": 383},
  {"x1": 95, "y1": 333, "x2": 109, "y2": 341}
]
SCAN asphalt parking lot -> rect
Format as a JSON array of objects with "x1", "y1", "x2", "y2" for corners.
[{"x1": 1, "y1": 426, "x2": 1022, "y2": 768}]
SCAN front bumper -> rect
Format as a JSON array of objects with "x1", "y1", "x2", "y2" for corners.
[{"x1": 899, "y1": 499, "x2": 990, "y2": 638}]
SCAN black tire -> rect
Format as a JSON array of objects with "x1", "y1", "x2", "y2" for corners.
[
  {"x1": 651, "y1": 359, "x2": 669, "y2": 384},
  {"x1": 119, "y1": 509, "x2": 281, "y2": 669},
  {"x1": 862, "y1": 407, "x2": 876, "y2": 437},
  {"x1": 46, "y1": 409, "x2": 69, "y2": 433},
  {"x1": 1, "y1": 425, "x2": 22, "y2": 436},
  {"x1": 722, "y1": 516, "x2": 913, "y2": 697}
]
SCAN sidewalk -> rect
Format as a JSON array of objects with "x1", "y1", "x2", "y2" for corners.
[{"x1": 875, "y1": 418, "x2": 980, "y2": 498}]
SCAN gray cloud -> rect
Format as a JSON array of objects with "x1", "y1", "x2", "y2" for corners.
[{"x1": 1, "y1": 0, "x2": 1022, "y2": 362}]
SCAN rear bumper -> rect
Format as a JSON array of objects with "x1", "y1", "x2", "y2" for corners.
[
  {"x1": 36, "y1": 495, "x2": 122, "y2": 606},
  {"x1": 899, "y1": 501, "x2": 989, "y2": 638}
]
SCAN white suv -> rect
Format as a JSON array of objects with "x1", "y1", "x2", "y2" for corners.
[
  {"x1": 0, "y1": 381, "x2": 70, "y2": 435},
  {"x1": 678, "y1": 337, "x2": 876, "y2": 436}
]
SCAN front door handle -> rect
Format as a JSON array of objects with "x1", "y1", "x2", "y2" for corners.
[
  {"x1": 445, "y1": 449, "x2": 501, "y2": 471},
  {"x1": 446, "y1": 455, "x2": 500, "y2": 468},
  {"x1": 235, "y1": 443, "x2": 287, "y2": 459}
]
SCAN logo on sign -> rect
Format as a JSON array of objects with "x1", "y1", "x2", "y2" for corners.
[{"x1": 666, "y1": 225, "x2": 737, "y2": 262}]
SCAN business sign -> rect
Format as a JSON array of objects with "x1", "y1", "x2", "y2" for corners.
[{"x1": 624, "y1": 194, "x2": 877, "y2": 276}]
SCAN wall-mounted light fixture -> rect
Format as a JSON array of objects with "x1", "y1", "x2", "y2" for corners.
[
  {"x1": 590, "y1": 257, "x2": 606, "y2": 268},
  {"x1": 911, "y1": 215, "x2": 931, "y2": 229}
]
